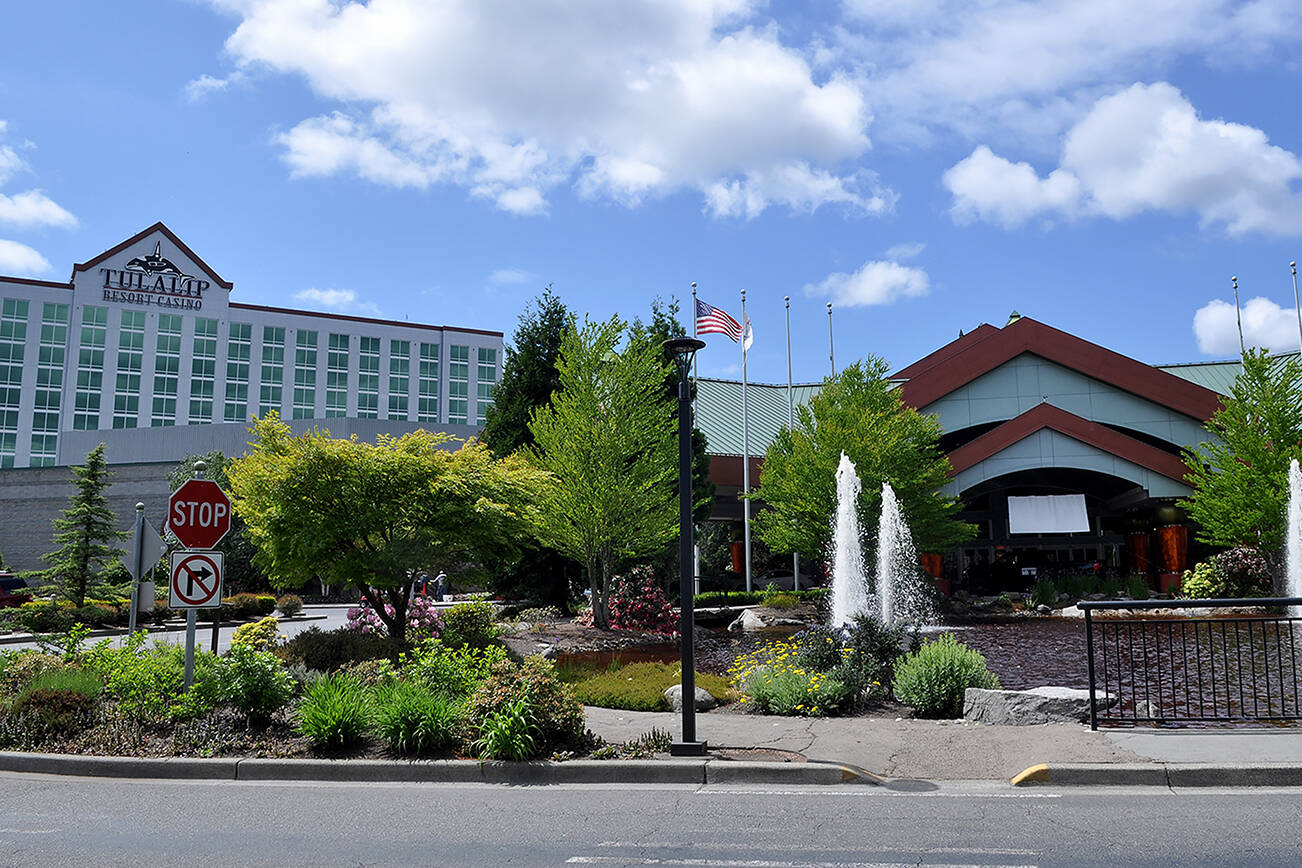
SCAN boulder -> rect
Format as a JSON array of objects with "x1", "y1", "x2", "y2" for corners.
[
  {"x1": 1058, "y1": 604, "x2": 1085, "y2": 618},
  {"x1": 963, "y1": 686, "x2": 1115, "y2": 725},
  {"x1": 727, "y1": 608, "x2": 772, "y2": 631},
  {"x1": 665, "y1": 684, "x2": 718, "y2": 712}
]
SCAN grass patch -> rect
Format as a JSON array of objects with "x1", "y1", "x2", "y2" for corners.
[{"x1": 560, "y1": 661, "x2": 733, "y2": 711}]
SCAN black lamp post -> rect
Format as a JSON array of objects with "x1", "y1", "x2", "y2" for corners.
[{"x1": 663, "y1": 336, "x2": 707, "y2": 757}]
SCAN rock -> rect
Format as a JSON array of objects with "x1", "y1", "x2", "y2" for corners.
[
  {"x1": 963, "y1": 686, "x2": 1116, "y2": 725},
  {"x1": 665, "y1": 684, "x2": 718, "y2": 712},
  {"x1": 727, "y1": 608, "x2": 773, "y2": 631},
  {"x1": 1058, "y1": 604, "x2": 1085, "y2": 618},
  {"x1": 1035, "y1": 604, "x2": 1052, "y2": 614}
]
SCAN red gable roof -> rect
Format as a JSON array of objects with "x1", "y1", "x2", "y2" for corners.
[
  {"x1": 73, "y1": 222, "x2": 233, "y2": 290},
  {"x1": 947, "y1": 402, "x2": 1191, "y2": 484},
  {"x1": 895, "y1": 316, "x2": 1222, "y2": 422}
]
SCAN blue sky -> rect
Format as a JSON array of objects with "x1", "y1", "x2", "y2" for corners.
[{"x1": 3, "y1": 0, "x2": 1302, "y2": 383}]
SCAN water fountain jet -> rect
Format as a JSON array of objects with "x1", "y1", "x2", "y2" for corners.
[{"x1": 830, "y1": 453, "x2": 870, "y2": 628}]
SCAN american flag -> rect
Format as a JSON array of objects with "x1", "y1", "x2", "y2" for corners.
[{"x1": 695, "y1": 297, "x2": 741, "y2": 341}]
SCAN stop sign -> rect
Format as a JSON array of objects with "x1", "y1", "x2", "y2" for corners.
[{"x1": 168, "y1": 479, "x2": 232, "y2": 549}]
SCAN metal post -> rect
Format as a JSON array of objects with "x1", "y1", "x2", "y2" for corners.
[
  {"x1": 665, "y1": 337, "x2": 707, "y2": 757},
  {"x1": 128, "y1": 503, "x2": 144, "y2": 634},
  {"x1": 741, "y1": 289, "x2": 752, "y2": 593},
  {"x1": 1291, "y1": 262, "x2": 1301, "y2": 354},
  {"x1": 827, "y1": 301, "x2": 835, "y2": 376},
  {"x1": 1085, "y1": 607, "x2": 1098, "y2": 730},
  {"x1": 1232, "y1": 275, "x2": 1245, "y2": 356},
  {"x1": 185, "y1": 461, "x2": 206, "y2": 688}
]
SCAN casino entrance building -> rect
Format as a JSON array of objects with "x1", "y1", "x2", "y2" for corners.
[
  {"x1": 695, "y1": 314, "x2": 1247, "y2": 591},
  {"x1": 0, "y1": 223, "x2": 502, "y2": 569}
]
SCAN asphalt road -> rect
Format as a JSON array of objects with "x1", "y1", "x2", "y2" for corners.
[{"x1": 0, "y1": 775, "x2": 1299, "y2": 867}]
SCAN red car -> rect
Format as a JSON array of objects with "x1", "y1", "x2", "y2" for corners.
[{"x1": 0, "y1": 573, "x2": 32, "y2": 608}]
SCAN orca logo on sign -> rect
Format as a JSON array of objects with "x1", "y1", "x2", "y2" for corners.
[{"x1": 170, "y1": 551, "x2": 224, "y2": 608}]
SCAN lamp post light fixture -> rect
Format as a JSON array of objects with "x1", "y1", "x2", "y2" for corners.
[{"x1": 663, "y1": 336, "x2": 708, "y2": 757}]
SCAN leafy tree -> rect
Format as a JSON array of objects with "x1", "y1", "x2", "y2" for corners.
[
  {"x1": 480, "y1": 286, "x2": 579, "y2": 603},
  {"x1": 526, "y1": 315, "x2": 678, "y2": 629},
  {"x1": 227, "y1": 413, "x2": 546, "y2": 645},
  {"x1": 1181, "y1": 348, "x2": 1302, "y2": 560},
  {"x1": 752, "y1": 358, "x2": 973, "y2": 563},
  {"x1": 43, "y1": 443, "x2": 127, "y2": 607},
  {"x1": 168, "y1": 451, "x2": 266, "y2": 594}
]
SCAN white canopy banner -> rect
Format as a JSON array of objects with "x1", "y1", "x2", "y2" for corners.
[{"x1": 1008, "y1": 494, "x2": 1090, "y2": 534}]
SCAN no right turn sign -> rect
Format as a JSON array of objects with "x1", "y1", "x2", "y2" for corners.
[{"x1": 170, "y1": 551, "x2": 224, "y2": 608}]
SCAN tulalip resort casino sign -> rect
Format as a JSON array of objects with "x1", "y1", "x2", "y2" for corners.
[{"x1": 100, "y1": 242, "x2": 212, "y2": 311}]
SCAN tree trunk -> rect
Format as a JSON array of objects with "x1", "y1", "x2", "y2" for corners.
[{"x1": 588, "y1": 561, "x2": 609, "y2": 630}]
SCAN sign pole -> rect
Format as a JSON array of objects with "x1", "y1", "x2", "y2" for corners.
[
  {"x1": 186, "y1": 461, "x2": 205, "y2": 688},
  {"x1": 128, "y1": 503, "x2": 144, "y2": 634}
]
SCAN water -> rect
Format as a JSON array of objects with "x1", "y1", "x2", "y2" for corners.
[
  {"x1": 1288, "y1": 458, "x2": 1301, "y2": 618},
  {"x1": 830, "y1": 452, "x2": 870, "y2": 627},
  {"x1": 875, "y1": 482, "x2": 937, "y2": 626}
]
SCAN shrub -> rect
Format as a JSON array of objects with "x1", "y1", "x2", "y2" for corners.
[
  {"x1": 231, "y1": 616, "x2": 283, "y2": 653},
  {"x1": 226, "y1": 593, "x2": 273, "y2": 620},
  {"x1": 471, "y1": 695, "x2": 537, "y2": 760},
  {"x1": 1058, "y1": 574, "x2": 1100, "y2": 599},
  {"x1": 218, "y1": 645, "x2": 294, "y2": 723},
  {"x1": 743, "y1": 665, "x2": 847, "y2": 716},
  {"x1": 1181, "y1": 561, "x2": 1229, "y2": 599},
  {"x1": 762, "y1": 592, "x2": 801, "y2": 610},
  {"x1": 278, "y1": 627, "x2": 391, "y2": 672},
  {"x1": 398, "y1": 640, "x2": 508, "y2": 699},
  {"x1": 17, "y1": 601, "x2": 73, "y2": 634},
  {"x1": 296, "y1": 674, "x2": 370, "y2": 750},
  {"x1": 1030, "y1": 578, "x2": 1057, "y2": 607},
  {"x1": 372, "y1": 681, "x2": 462, "y2": 755},
  {"x1": 276, "y1": 594, "x2": 304, "y2": 618},
  {"x1": 467, "y1": 657, "x2": 585, "y2": 754},
  {"x1": 438, "y1": 600, "x2": 499, "y2": 649},
  {"x1": 82, "y1": 636, "x2": 219, "y2": 722},
  {"x1": 893, "y1": 633, "x2": 1000, "y2": 718},
  {"x1": 1211, "y1": 547, "x2": 1273, "y2": 596},
  {"x1": 576, "y1": 567, "x2": 677, "y2": 635},
  {"x1": 11, "y1": 669, "x2": 103, "y2": 731},
  {"x1": 1125, "y1": 576, "x2": 1151, "y2": 600},
  {"x1": 563, "y1": 662, "x2": 731, "y2": 711},
  {"x1": 0, "y1": 652, "x2": 69, "y2": 695},
  {"x1": 346, "y1": 597, "x2": 443, "y2": 642}
]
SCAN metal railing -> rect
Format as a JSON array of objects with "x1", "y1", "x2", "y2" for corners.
[{"x1": 1082, "y1": 597, "x2": 1302, "y2": 729}]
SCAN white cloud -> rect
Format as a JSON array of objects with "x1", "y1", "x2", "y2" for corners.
[
  {"x1": 1194, "y1": 297, "x2": 1302, "y2": 354},
  {"x1": 945, "y1": 83, "x2": 1302, "y2": 235},
  {"x1": 0, "y1": 190, "x2": 78, "y2": 229},
  {"x1": 487, "y1": 268, "x2": 536, "y2": 286},
  {"x1": 184, "y1": 73, "x2": 245, "y2": 102},
  {"x1": 206, "y1": 0, "x2": 875, "y2": 217},
  {"x1": 803, "y1": 259, "x2": 929, "y2": 307},
  {"x1": 884, "y1": 241, "x2": 925, "y2": 260},
  {"x1": 0, "y1": 238, "x2": 52, "y2": 275},
  {"x1": 293, "y1": 287, "x2": 382, "y2": 317}
]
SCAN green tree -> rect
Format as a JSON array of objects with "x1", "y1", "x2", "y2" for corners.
[
  {"x1": 752, "y1": 358, "x2": 973, "y2": 562},
  {"x1": 1181, "y1": 348, "x2": 1302, "y2": 559},
  {"x1": 526, "y1": 315, "x2": 678, "y2": 629},
  {"x1": 227, "y1": 414, "x2": 546, "y2": 645},
  {"x1": 43, "y1": 443, "x2": 127, "y2": 607},
  {"x1": 480, "y1": 286, "x2": 579, "y2": 603},
  {"x1": 168, "y1": 451, "x2": 265, "y2": 594}
]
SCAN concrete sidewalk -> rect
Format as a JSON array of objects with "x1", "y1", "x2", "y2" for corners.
[{"x1": 585, "y1": 706, "x2": 1302, "y2": 782}]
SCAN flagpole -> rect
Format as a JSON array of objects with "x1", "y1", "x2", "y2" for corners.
[
  {"x1": 827, "y1": 301, "x2": 835, "y2": 375},
  {"x1": 1291, "y1": 262, "x2": 1301, "y2": 353},
  {"x1": 1232, "y1": 275, "x2": 1245, "y2": 356},
  {"x1": 691, "y1": 282, "x2": 699, "y2": 383},
  {"x1": 741, "y1": 288, "x2": 752, "y2": 594},
  {"x1": 785, "y1": 295, "x2": 798, "y2": 593}
]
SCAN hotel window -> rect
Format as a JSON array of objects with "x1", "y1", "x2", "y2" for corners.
[
  {"x1": 388, "y1": 339, "x2": 410, "y2": 420},
  {"x1": 74, "y1": 305, "x2": 108, "y2": 430},
  {"x1": 293, "y1": 330, "x2": 318, "y2": 419},
  {"x1": 30, "y1": 303, "x2": 68, "y2": 466},
  {"x1": 188, "y1": 317, "x2": 218, "y2": 423},
  {"x1": 417, "y1": 342, "x2": 439, "y2": 422},
  {"x1": 0, "y1": 298, "x2": 28, "y2": 466},
  {"x1": 224, "y1": 322, "x2": 252, "y2": 422},
  {"x1": 259, "y1": 326, "x2": 285, "y2": 418},
  {"x1": 151, "y1": 314, "x2": 182, "y2": 426},
  {"x1": 113, "y1": 310, "x2": 145, "y2": 428},
  {"x1": 358, "y1": 336, "x2": 380, "y2": 418},
  {"x1": 476, "y1": 347, "x2": 497, "y2": 426},
  {"x1": 326, "y1": 333, "x2": 349, "y2": 417},
  {"x1": 448, "y1": 344, "x2": 469, "y2": 424}
]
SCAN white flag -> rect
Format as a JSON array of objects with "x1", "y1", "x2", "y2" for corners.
[{"x1": 742, "y1": 311, "x2": 753, "y2": 352}]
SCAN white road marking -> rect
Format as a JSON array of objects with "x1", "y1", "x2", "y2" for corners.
[
  {"x1": 594, "y1": 843, "x2": 1038, "y2": 856},
  {"x1": 694, "y1": 789, "x2": 1062, "y2": 798},
  {"x1": 567, "y1": 859, "x2": 1035, "y2": 868}
]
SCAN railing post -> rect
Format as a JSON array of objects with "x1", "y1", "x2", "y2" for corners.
[{"x1": 1085, "y1": 606, "x2": 1098, "y2": 731}]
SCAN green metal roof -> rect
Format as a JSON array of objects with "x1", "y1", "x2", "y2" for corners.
[
  {"x1": 1159, "y1": 350, "x2": 1299, "y2": 396},
  {"x1": 694, "y1": 377, "x2": 821, "y2": 457}
]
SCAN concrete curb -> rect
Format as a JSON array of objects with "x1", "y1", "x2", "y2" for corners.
[
  {"x1": 1012, "y1": 762, "x2": 1302, "y2": 787},
  {"x1": 0, "y1": 751, "x2": 870, "y2": 786}
]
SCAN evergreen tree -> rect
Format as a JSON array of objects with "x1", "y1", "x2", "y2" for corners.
[
  {"x1": 43, "y1": 443, "x2": 127, "y2": 607},
  {"x1": 480, "y1": 286, "x2": 579, "y2": 603},
  {"x1": 1181, "y1": 348, "x2": 1302, "y2": 559}
]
